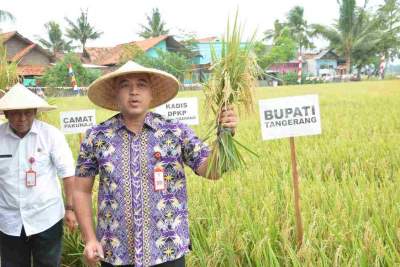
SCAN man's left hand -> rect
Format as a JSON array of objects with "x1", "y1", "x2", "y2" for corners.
[
  {"x1": 65, "y1": 210, "x2": 78, "y2": 232},
  {"x1": 219, "y1": 106, "x2": 238, "y2": 133}
]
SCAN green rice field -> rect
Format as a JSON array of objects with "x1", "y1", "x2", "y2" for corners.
[{"x1": 48, "y1": 80, "x2": 400, "y2": 266}]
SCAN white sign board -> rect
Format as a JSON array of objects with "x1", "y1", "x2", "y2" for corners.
[
  {"x1": 60, "y1": 109, "x2": 96, "y2": 134},
  {"x1": 259, "y1": 95, "x2": 321, "y2": 140},
  {"x1": 154, "y1": 97, "x2": 199, "y2": 125}
]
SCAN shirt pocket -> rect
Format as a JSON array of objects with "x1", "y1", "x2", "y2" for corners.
[
  {"x1": 34, "y1": 151, "x2": 52, "y2": 174},
  {"x1": 0, "y1": 158, "x2": 11, "y2": 176}
]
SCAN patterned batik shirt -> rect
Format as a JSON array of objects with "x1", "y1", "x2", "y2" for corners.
[{"x1": 75, "y1": 112, "x2": 209, "y2": 266}]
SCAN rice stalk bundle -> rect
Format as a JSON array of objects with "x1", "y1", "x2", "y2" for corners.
[{"x1": 203, "y1": 12, "x2": 260, "y2": 177}]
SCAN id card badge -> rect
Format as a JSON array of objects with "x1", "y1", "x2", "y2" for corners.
[
  {"x1": 153, "y1": 166, "x2": 165, "y2": 191},
  {"x1": 26, "y1": 169, "x2": 37, "y2": 187}
]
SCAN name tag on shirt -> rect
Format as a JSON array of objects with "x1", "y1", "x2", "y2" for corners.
[
  {"x1": 153, "y1": 166, "x2": 165, "y2": 191},
  {"x1": 26, "y1": 170, "x2": 37, "y2": 187}
]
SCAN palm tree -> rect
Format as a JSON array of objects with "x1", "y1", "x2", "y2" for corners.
[
  {"x1": 376, "y1": 0, "x2": 400, "y2": 61},
  {"x1": 37, "y1": 21, "x2": 74, "y2": 56},
  {"x1": 312, "y1": 0, "x2": 379, "y2": 74},
  {"x1": 263, "y1": 19, "x2": 284, "y2": 44},
  {"x1": 139, "y1": 8, "x2": 169, "y2": 38},
  {"x1": 286, "y1": 6, "x2": 314, "y2": 54},
  {"x1": 0, "y1": 9, "x2": 15, "y2": 23},
  {"x1": 65, "y1": 9, "x2": 102, "y2": 56}
]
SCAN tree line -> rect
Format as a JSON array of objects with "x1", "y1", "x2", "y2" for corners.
[{"x1": 1, "y1": 1, "x2": 400, "y2": 86}]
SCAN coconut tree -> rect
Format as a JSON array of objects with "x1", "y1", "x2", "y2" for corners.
[
  {"x1": 139, "y1": 8, "x2": 169, "y2": 38},
  {"x1": 286, "y1": 6, "x2": 314, "y2": 54},
  {"x1": 65, "y1": 9, "x2": 102, "y2": 56},
  {"x1": 263, "y1": 19, "x2": 284, "y2": 44},
  {"x1": 376, "y1": 0, "x2": 400, "y2": 61},
  {"x1": 38, "y1": 21, "x2": 74, "y2": 56},
  {"x1": 0, "y1": 9, "x2": 14, "y2": 23},
  {"x1": 312, "y1": 0, "x2": 379, "y2": 74}
]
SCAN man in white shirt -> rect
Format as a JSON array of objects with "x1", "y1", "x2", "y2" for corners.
[{"x1": 0, "y1": 83, "x2": 77, "y2": 267}]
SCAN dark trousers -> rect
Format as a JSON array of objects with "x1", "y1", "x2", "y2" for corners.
[
  {"x1": 0, "y1": 219, "x2": 63, "y2": 267},
  {"x1": 101, "y1": 256, "x2": 185, "y2": 267}
]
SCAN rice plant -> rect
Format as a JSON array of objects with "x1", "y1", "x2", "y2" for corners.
[
  {"x1": 41, "y1": 80, "x2": 400, "y2": 266},
  {"x1": 203, "y1": 11, "x2": 261, "y2": 177}
]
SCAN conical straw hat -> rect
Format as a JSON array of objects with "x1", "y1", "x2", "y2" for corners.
[
  {"x1": 0, "y1": 83, "x2": 56, "y2": 114},
  {"x1": 87, "y1": 61, "x2": 180, "y2": 110}
]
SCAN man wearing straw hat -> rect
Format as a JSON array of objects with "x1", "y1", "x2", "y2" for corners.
[
  {"x1": 74, "y1": 61, "x2": 238, "y2": 267},
  {"x1": 0, "y1": 83, "x2": 77, "y2": 267}
]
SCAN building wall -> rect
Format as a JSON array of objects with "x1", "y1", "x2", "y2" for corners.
[
  {"x1": 5, "y1": 37, "x2": 27, "y2": 58},
  {"x1": 146, "y1": 41, "x2": 167, "y2": 58},
  {"x1": 197, "y1": 42, "x2": 221, "y2": 65},
  {"x1": 196, "y1": 41, "x2": 248, "y2": 65},
  {"x1": 19, "y1": 49, "x2": 51, "y2": 65},
  {"x1": 316, "y1": 59, "x2": 337, "y2": 76},
  {"x1": 305, "y1": 59, "x2": 317, "y2": 76}
]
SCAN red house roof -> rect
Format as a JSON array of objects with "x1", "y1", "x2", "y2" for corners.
[
  {"x1": 17, "y1": 65, "x2": 48, "y2": 76},
  {"x1": 1, "y1": 31, "x2": 53, "y2": 77},
  {"x1": 84, "y1": 35, "x2": 179, "y2": 66}
]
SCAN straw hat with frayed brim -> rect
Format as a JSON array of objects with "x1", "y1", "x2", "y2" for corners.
[
  {"x1": 88, "y1": 61, "x2": 180, "y2": 110},
  {"x1": 0, "y1": 83, "x2": 56, "y2": 114}
]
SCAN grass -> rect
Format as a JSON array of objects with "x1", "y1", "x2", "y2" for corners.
[{"x1": 48, "y1": 80, "x2": 400, "y2": 266}]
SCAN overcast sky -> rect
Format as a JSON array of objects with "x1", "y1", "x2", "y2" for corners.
[{"x1": 1, "y1": 0, "x2": 384, "y2": 49}]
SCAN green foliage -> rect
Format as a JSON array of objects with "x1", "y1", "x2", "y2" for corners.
[
  {"x1": 264, "y1": 28, "x2": 297, "y2": 67},
  {"x1": 37, "y1": 21, "x2": 75, "y2": 55},
  {"x1": 277, "y1": 72, "x2": 324, "y2": 85},
  {"x1": 375, "y1": 0, "x2": 400, "y2": 61},
  {"x1": 176, "y1": 33, "x2": 199, "y2": 61},
  {"x1": 0, "y1": 43, "x2": 18, "y2": 92},
  {"x1": 134, "y1": 49, "x2": 190, "y2": 82},
  {"x1": 277, "y1": 72, "x2": 299, "y2": 85},
  {"x1": 253, "y1": 41, "x2": 271, "y2": 70},
  {"x1": 65, "y1": 9, "x2": 103, "y2": 54},
  {"x1": 50, "y1": 80, "x2": 400, "y2": 266},
  {"x1": 312, "y1": 0, "x2": 381, "y2": 74},
  {"x1": 286, "y1": 6, "x2": 315, "y2": 53},
  {"x1": 119, "y1": 43, "x2": 146, "y2": 64},
  {"x1": 40, "y1": 53, "x2": 101, "y2": 88},
  {"x1": 139, "y1": 8, "x2": 169, "y2": 38},
  {"x1": 263, "y1": 19, "x2": 284, "y2": 43},
  {"x1": 263, "y1": 6, "x2": 314, "y2": 54}
]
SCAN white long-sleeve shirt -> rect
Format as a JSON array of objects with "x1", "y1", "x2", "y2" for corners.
[{"x1": 0, "y1": 119, "x2": 75, "y2": 236}]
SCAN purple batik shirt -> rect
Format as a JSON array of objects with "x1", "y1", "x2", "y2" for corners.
[{"x1": 75, "y1": 112, "x2": 209, "y2": 266}]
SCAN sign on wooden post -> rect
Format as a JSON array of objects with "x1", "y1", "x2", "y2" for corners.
[
  {"x1": 60, "y1": 109, "x2": 96, "y2": 144},
  {"x1": 259, "y1": 94, "x2": 322, "y2": 246},
  {"x1": 154, "y1": 97, "x2": 199, "y2": 125}
]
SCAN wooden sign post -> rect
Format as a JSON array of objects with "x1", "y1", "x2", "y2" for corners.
[
  {"x1": 290, "y1": 136, "x2": 303, "y2": 246},
  {"x1": 60, "y1": 109, "x2": 96, "y2": 146},
  {"x1": 154, "y1": 97, "x2": 199, "y2": 125},
  {"x1": 259, "y1": 94, "x2": 322, "y2": 247}
]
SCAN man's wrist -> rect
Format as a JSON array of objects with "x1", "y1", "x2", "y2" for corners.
[{"x1": 65, "y1": 204, "x2": 74, "y2": 211}]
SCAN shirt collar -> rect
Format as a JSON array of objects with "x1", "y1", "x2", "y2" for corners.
[
  {"x1": 5, "y1": 119, "x2": 39, "y2": 138},
  {"x1": 30, "y1": 119, "x2": 40, "y2": 134},
  {"x1": 114, "y1": 112, "x2": 159, "y2": 132}
]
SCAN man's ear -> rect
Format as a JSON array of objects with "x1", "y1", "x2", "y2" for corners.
[{"x1": 3, "y1": 111, "x2": 9, "y2": 119}]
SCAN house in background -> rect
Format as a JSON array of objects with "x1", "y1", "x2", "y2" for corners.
[
  {"x1": 184, "y1": 36, "x2": 250, "y2": 85},
  {"x1": 267, "y1": 49, "x2": 346, "y2": 78},
  {"x1": 0, "y1": 31, "x2": 54, "y2": 86},
  {"x1": 268, "y1": 61, "x2": 301, "y2": 74},
  {"x1": 81, "y1": 35, "x2": 186, "y2": 70},
  {"x1": 303, "y1": 49, "x2": 342, "y2": 77}
]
